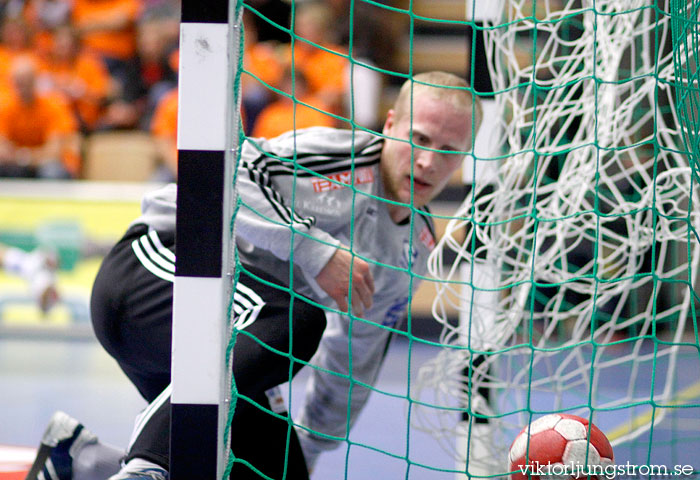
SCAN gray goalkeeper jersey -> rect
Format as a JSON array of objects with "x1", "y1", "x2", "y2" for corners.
[{"x1": 134, "y1": 126, "x2": 437, "y2": 465}]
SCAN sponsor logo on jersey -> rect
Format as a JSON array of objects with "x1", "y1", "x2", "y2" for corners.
[
  {"x1": 419, "y1": 226, "x2": 436, "y2": 250},
  {"x1": 383, "y1": 296, "x2": 409, "y2": 326},
  {"x1": 311, "y1": 166, "x2": 375, "y2": 193}
]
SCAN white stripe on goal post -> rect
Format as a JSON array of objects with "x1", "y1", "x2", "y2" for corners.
[{"x1": 171, "y1": 1, "x2": 241, "y2": 479}]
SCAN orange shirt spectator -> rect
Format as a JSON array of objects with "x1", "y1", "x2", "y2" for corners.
[
  {"x1": 151, "y1": 87, "x2": 178, "y2": 140},
  {"x1": 40, "y1": 25, "x2": 111, "y2": 131},
  {"x1": 98, "y1": 18, "x2": 177, "y2": 131},
  {"x1": 0, "y1": 18, "x2": 40, "y2": 89},
  {"x1": 0, "y1": 49, "x2": 14, "y2": 104},
  {"x1": 252, "y1": 69, "x2": 335, "y2": 139},
  {"x1": 0, "y1": 57, "x2": 80, "y2": 178},
  {"x1": 283, "y1": 2, "x2": 348, "y2": 113},
  {"x1": 22, "y1": 0, "x2": 73, "y2": 58},
  {"x1": 0, "y1": 17, "x2": 37, "y2": 58},
  {"x1": 240, "y1": 10, "x2": 283, "y2": 132},
  {"x1": 245, "y1": 41, "x2": 283, "y2": 88},
  {"x1": 0, "y1": 94, "x2": 75, "y2": 148},
  {"x1": 242, "y1": 10, "x2": 283, "y2": 90},
  {"x1": 252, "y1": 96, "x2": 334, "y2": 139},
  {"x1": 285, "y1": 44, "x2": 346, "y2": 104},
  {"x1": 71, "y1": 0, "x2": 142, "y2": 62},
  {"x1": 150, "y1": 86, "x2": 178, "y2": 180}
]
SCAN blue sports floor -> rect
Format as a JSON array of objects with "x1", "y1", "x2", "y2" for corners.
[{"x1": 2, "y1": 330, "x2": 700, "y2": 479}]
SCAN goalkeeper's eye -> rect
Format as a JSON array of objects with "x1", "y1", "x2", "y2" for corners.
[{"x1": 412, "y1": 132, "x2": 430, "y2": 147}]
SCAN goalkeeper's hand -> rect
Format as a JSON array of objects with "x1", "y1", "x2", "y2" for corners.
[{"x1": 315, "y1": 247, "x2": 374, "y2": 317}]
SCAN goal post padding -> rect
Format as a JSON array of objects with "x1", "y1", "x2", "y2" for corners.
[{"x1": 171, "y1": 1, "x2": 242, "y2": 479}]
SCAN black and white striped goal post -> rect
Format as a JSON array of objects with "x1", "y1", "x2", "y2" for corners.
[{"x1": 171, "y1": 1, "x2": 242, "y2": 478}]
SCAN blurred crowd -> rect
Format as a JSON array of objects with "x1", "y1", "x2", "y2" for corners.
[
  {"x1": 0, "y1": 0, "x2": 180, "y2": 180},
  {"x1": 0, "y1": 0, "x2": 400, "y2": 183}
]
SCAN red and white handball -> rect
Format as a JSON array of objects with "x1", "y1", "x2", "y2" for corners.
[{"x1": 508, "y1": 413, "x2": 615, "y2": 479}]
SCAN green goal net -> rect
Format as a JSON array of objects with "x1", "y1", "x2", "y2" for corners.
[{"x1": 223, "y1": 0, "x2": 700, "y2": 478}]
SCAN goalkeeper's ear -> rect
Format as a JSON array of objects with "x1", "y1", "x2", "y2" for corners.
[{"x1": 382, "y1": 108, "x2": 396, "y2": 136}]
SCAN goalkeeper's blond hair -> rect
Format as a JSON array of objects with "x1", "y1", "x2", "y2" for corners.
[{"x1": 394, "y1": 71, "x2": 482, "y2": 132}]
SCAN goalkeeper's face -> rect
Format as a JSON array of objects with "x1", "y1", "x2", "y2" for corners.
[{"x1": 381, "y1": 94, "x2": 471, "y2": 216}]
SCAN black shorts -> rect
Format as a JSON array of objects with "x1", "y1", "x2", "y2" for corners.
[
  {"x1": 90, "y1": 223, "x2": 326, "y2": 478},
  {"x1": 91, "y1": 224, "x2": 176, "y2": 401}
]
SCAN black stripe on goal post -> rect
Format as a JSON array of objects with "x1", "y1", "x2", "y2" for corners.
[{"x1": 171, "y1": 1, "x2": 240, "y2": 479}]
